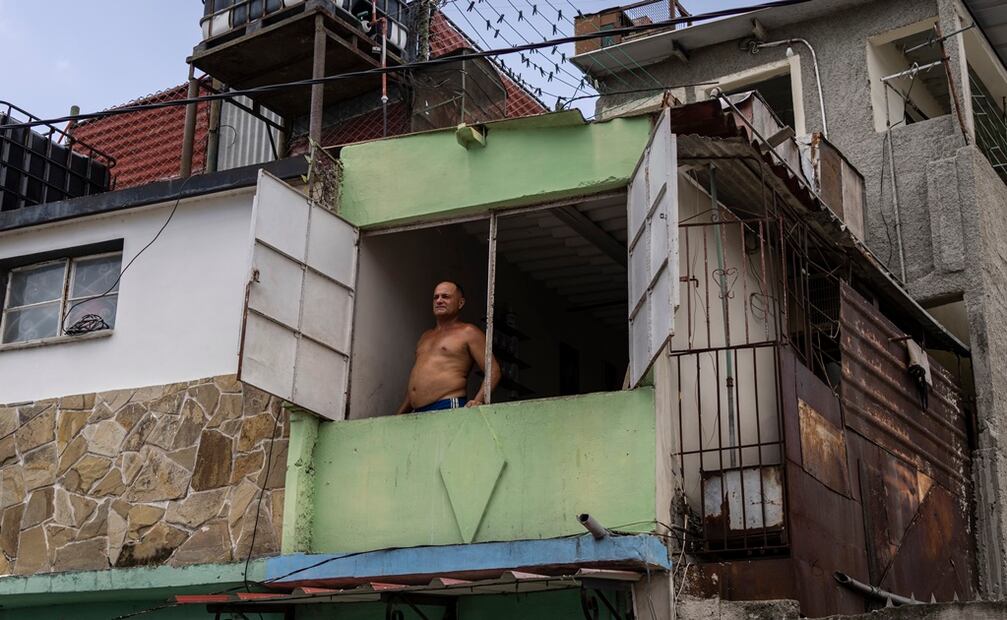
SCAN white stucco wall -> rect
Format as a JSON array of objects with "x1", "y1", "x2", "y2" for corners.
[{"x1": 0, "y1": 189, "x2": 255, "y2": 403}]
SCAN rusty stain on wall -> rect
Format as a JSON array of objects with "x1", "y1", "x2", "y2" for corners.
[{"x1": 798, "y1": 399, "x2": 851, "y2": 496}]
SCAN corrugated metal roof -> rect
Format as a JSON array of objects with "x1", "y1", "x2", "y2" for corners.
[{"x1": 174, "y1": 569, "x2": 639, "y2": 609}]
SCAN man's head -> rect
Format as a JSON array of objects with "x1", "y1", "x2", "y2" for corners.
[{"x1": 432, "y1": 281, "x2": 465, "y2": 319}]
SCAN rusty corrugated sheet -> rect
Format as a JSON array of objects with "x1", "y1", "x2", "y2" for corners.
[
  {"x1": 798, "y1": 399, "x2": 851, "y2": 496},
  {"x1": 839, "y1": 281, "x2": 976, "y2": 602},
  {"x1": 839, "y1": 281, "x2": 970, "y2": 495}
]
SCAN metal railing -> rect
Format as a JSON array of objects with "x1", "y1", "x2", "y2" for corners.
[
  {"x1": 969, "y1": 69, "x2": 1007, "y2": 185},
  {"x1": 0, "y1": 101, "x2": 115, "y2": 212},
  {"x1": 623, "y1": 0, "x2": 691, "y2": 28},
  {"x1": 200, "y1": 0, "x2": 409, "y2": 40}
]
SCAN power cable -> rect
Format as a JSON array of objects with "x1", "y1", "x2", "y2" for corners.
[
  {"x1": 243, "y1": 403, "x2": 284, "y2": 590},
  {"x1": 61, "y1": 174, "x2": 197, "y2": 335},
  {"x1": 462, "y1": 1, "x2": 585, "y2": 90},
  {"x1": 1, "y1": 0, "x2": 811, "y2": 131},
  {"x1": 446, "y1": 7, "x2": 565, "y2": 102}
]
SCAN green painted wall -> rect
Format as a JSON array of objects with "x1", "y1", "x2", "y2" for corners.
[
  {"x1": 338, "y1": 113, "x2": 653, "y2": 228},
  {"x1": 310, "y1": 389, "x2": 657, "y2": 553}
]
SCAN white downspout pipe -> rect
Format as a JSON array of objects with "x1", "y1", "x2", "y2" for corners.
[{"x1": 752, "y1": 38, "x2": 828, "y2": 138}]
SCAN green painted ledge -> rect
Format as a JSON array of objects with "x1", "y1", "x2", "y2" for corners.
[
  {"x1": 0, "y1": 559, "x2": 266, "y2": 608},
  {"x1": 338, "y1": 112, "x2": 653, "y2": 228},
  {"x1": 309, "y1": 388, "x2": 657, "y2": 554}
]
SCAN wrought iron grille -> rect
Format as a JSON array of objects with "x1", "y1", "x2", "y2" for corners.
[{"x1": 969, "y1": 69, "x2": 1007, "y2": 185}]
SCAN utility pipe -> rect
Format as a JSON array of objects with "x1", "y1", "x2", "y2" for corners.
[
  {"x1": 578, "y1": 514, "x2": 608, "y2": 540},
  {"x1": 833, "y1": 572, "x2": 922, "y2": 607},
  {"x1": 884, "y1": 130, "x2": 908, "y2": 282},
  {"x1": 752, "y1": 38, "x2": 828, "y2": 138},
  {"x1": 879, "y1": 60, "x2": 943, "y2": 84},
  {"x1": 710, "y1": 165, "x2": 738, "y2": 467}
]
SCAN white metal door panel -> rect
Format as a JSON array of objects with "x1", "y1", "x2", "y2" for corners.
[
  {"x1": 627, "y1": 109, "x2": 679, "y2": 387},
  {"x1": 307, "y1": 205, "x2": 358, "y2": 286},
  {"x1": 293, "y1": 338, "x2": 350, "y2": 418},
  {"x1": 301, "y1": 270, "x2": 353, "y2": 351},
  {"x1": 247, "y1": 244, "x2": 304, "y2": 329},
  {"x1": 241, "y1": 313, "x2": 297, "y2": 399},
  {"x1": 239, "y1": 171, "x2": 359, "y2": 420},
  {"x1": 252, "y1": 175, "x2": 310, "y2": 261}
]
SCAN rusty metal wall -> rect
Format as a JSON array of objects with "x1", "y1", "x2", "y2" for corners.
[
  {"x1": 690, "y1": 284, "x2": 976, "y2": 617},
  {"x1": 839, "y1": 281, "x2": 975, "y2": 603}
]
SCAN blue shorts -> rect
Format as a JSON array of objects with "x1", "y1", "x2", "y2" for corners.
[{"x1": 413, "y1": 397, "x2": 468, "y2": 413}]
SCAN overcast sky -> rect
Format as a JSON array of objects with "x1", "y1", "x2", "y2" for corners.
[{"x1": 0, "y1": 0, "x2": 752, "y2": 121}]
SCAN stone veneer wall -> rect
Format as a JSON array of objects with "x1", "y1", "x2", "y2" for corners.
[{"x1": 0, "y1": 375, "x2": 288, "y2": 575}]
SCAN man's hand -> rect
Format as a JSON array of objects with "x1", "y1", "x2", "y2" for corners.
[{"x1": 465, "y1": 398, "x2": 484, "y2": 408}]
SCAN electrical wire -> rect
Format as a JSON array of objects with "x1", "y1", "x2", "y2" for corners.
[
  {"x1": 243, "y1": 405, "x2": 284, "y2": 590},
  {"x1": 61, "y1": 174, "x2": 196, "y2": 336},
  {"x1": 1, "y1": 0, "x2": 811, "y2": 132}
]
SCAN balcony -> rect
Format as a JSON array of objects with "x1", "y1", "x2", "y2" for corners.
[
  {"x1": 290, "y1": 388, "x2": 660, "y2": 555},
  {"x1": 190, "y1": 0, "x2": 406, "y2": 116}
]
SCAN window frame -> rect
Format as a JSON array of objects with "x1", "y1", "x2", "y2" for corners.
[
  {"x1": 0, "y1": 250, "x2": 123, "y2": 346},
  {"x1": 704, "y1": 56, "x2": 806, "y2": 135}
]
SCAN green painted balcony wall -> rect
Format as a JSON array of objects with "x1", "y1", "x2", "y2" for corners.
[
  {"x1": 310, "y1": 389, "x2": 657, "y2": 553},
  {"x1": 337, "y1": 111, "x2": 653, "y2": 228}
]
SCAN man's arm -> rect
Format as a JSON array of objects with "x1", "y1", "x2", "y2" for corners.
[{"x1": 466, "y1": 325, "x2": 502, "y2": 407}]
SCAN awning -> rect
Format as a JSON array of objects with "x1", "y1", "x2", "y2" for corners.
[{"x1": 174, "y1": 569, "x2": 640, "y2": 614}]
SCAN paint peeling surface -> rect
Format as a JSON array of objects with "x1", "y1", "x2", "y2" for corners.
[
  {"x1": 309, "y1": 389, "x2": 656, "y2": 553},
  {"x1": 702, "y1": 466, "x2": 784, "y2": 533},
  {"x1": 838, "y1": 282, "x2": 976, "y2": 600}
]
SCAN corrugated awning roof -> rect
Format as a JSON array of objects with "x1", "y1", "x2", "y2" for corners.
[
  {"x1": 668, "y1": 93, "x2": 970, "y2": 356},
  {"x1": 174, "y1": 569, "x2": 639, "y2": 612}
]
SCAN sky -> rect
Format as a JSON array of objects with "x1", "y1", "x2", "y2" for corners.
[{"x1": 0, "y1": 0, "x2": 753, "y2": 122}]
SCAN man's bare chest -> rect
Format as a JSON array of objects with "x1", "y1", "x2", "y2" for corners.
[{"x1": 417, "y1": 332, "x2": 469, "y2": 359}]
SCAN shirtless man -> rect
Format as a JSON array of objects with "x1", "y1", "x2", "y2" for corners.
[{"x1": 396, "y1": 281, "x2": 501, "y2": 414}]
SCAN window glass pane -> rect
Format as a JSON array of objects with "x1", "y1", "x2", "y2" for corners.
[
  {"x1": 2, "y1": 302, "x2": 60, "y2": 343},
  {"x1": 64, "y1": 295, "x2": 117, "y2": 332},
  {"x1": 7, "y1": 262, "x2": 65, "y2": 307},
  {"x1": 71, "y1": 255, "x2": 121, "y2": 298}
]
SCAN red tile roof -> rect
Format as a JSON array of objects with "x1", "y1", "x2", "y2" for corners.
[
  {"x1": 70, "y1": 84, "x2": 210, "y2": 190},
  {"x1": 71, "y1": 11, "x2": 546, "y2": 189}
]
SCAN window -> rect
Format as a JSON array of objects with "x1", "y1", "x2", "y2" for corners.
[
  {"x1": 1, "y1": 252, "x2": 121, "y2": 344},
  {"x1": 867, "y1": 18, "x2": 952, "y2": 132},
  {"x1": 706, "y1": 57, "x2": 806, "y2": 134}
]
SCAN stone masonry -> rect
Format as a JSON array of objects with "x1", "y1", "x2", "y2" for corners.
[{"x1": 0, "y1": 375, "x2": 288, "y2": 575}]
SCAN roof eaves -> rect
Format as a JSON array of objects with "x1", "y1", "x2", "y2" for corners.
[{"x1": 0, "y1": 157, "x2": 306, "y2": 234}]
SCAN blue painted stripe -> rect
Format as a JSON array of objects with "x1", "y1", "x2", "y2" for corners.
[{"x1": 266, "y1": 535, "x2": 671, "y2": 584}]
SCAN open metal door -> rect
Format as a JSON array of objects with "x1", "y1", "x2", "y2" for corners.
[
  {"x1": 238, "y1": 170, "x2": 358, "y2": 420},
  {"x1": 627, "y1": 109, "x2": 678, "y2": 387}
]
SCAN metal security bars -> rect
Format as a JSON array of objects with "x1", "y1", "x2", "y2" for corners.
[
  {"x1": 969, "y1": 68, "x2": 1007, "y2": 185},
  {"x1": 670, "y1": 162, "x2": 846, "y2": 557},
  {"x1": 0, "y1": 101, "x2": 115, "y2": 212}
]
